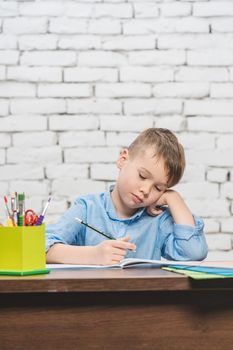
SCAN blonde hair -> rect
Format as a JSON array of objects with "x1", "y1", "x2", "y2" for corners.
[{"x1": 128, "y1": 128, "x2": 185, "y2": 187}]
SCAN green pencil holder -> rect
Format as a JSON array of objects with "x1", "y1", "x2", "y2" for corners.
[{"x1": 0, "y1": 224, "x2": 49, "y2": 276}]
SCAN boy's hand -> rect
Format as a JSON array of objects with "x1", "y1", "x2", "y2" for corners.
[
  {"x1": 93, "y1": 236, "x2": 136, "y2": 265},
  {"x1": 146, "y1": 192, "x2": 168, "y2": 217}
]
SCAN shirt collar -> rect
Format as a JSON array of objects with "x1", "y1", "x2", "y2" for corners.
[{"x1": 105, "y1": 185, "x2": 145, "y2": 222}]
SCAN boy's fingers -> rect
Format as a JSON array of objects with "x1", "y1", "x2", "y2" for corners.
[{"x1": 114, "y1": 238, "x2": 136, "y2": 251}]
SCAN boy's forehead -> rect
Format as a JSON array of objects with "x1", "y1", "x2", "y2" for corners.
[{"x1": 133, "y1": 148, "x2": 168, "y2": 186}]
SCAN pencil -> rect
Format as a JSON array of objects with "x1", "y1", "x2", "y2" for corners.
[{"x1": 75, "y1": 217, "x2": 114, "y2": 240}]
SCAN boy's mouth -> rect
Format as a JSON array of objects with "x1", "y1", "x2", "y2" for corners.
[{"x1": 131, "y1": 193, "x2": 143, "y2": 204}]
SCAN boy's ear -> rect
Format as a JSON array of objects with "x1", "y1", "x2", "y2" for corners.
[{"x1": 117, "y1": 149, "x2": 129, "y2": 169}]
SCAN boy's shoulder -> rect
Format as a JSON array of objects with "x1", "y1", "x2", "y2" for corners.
[{"x1": 74, "y1": 190, "x2": 107, "y2": 206}]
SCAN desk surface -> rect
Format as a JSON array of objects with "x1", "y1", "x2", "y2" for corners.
[{"x1": 1, "y1": 267, "x2": 233, "y2": 293}]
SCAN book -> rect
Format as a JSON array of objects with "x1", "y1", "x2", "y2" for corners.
[{"x1": 46, "y1": 258, "x2": 233, "y2": 270}]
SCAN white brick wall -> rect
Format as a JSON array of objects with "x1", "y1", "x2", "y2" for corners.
[{"x1": 1, "y1": 0, "x2": 233, "y2": 259}]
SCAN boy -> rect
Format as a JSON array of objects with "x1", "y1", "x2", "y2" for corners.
[{"x1": 46, "y1": 128, "x2": 208, "y2": 265}]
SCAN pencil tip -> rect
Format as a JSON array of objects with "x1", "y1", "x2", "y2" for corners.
[{"x1": 75, "y1": 217, "x2": 82, "y2": 223}]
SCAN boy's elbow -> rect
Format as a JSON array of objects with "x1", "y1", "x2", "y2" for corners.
[{"x1": 188, "y1": 243, "x2": 208, "y2": 261}]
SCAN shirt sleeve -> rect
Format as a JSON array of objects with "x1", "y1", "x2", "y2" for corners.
[
  {"x1": 159, "y1": 212, "x2": 208, "y2": 261},
  {"x1": 45, "y1": 197, "x2": 87, "y2": 252}
]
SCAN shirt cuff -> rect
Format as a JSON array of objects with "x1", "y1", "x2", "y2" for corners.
[{"x1": 173, "y1": 215, "x2": 204, "y2": 240}]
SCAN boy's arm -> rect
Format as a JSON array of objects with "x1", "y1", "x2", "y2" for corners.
[
  {"x1": 162, "y1": 190, "x2": 195, "y2": 226},
  {"x1": 147, "y1": 190, "x2": 195, "y2": 226},
  {"x1": 148, "y1": 190, "x2": 208, "y2": 261},
  {"x1": 46, "y1": 238, "x2": 136, "y2": 265}
]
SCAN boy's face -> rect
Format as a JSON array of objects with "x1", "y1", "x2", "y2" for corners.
[{"x1": 112, "y1": 147, "x2": 168, "y2": 217}]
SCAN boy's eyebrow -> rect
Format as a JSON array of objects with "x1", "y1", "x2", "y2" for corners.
[{"x1": 139, "y1": 167, "x2": 167, "y2": 187}]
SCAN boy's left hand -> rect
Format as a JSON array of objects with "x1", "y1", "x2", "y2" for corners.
[{"x1": 146, "y1": 193, "x2": 167, "y2": 217}]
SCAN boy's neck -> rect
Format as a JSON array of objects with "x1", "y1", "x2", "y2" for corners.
[{"x1": 110, "y1": 187, "x2": 138, "y2": 219}]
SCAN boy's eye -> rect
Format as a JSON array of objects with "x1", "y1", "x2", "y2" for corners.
[
  {"x1": 139, "y1": 173, "x2": 146, "y2": 179},
  {"x1": 155, "y1": 186, "x2": 162, "y2": 192}
]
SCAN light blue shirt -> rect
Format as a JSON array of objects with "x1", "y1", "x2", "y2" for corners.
[{"x1": 46, "y1": 186, "x2": 208, "y2": 261}]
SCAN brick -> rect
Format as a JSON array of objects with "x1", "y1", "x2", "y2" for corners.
[
  {"x1": 206, "y1": 234, "x2": 231, "y2": 251},
  {"x1": 78, "y1": 51, "x2": 127, "y2": 67},
  {"x1": 67, "y1": 99, "x2": 122, "y2": 114},
  {"x1": 49, "y1": 18, "x2": 87, "y2": 34},
  {"x1": 64, "y1": 3, "x2": 93, "y2": 17},
  {"x1": 21, "y1": 51, "x2": 76, "y2": 66},
  {"x1": 0, "y1": 1, "x2": 18, "y2": 17},
  {"x1": 0, "y1": 149, "x2": 5, "y2": 164},
  {"x1": 0, "y1": 51, "x2": 19, "y2": 65},
  {"x1": 160, "y1": 3, "x2": 191, "y2": 17},
  {"x1": 19, "y1": 34, "x2": 57, "y2": 50},
  {"x1": 207, "y1": 251, "x2": 233, "y2": 261},
  {"x1": 186, "y1": 149, "x2": 233, "y2": 167},
  {"x1": 211, "y1": 19, "x2": 233, "y2": 32},
  {"x1": 0, "y1": 165, "x2": 44, "y2": 180},
  {"x1": 38, "y1": 83, "x2": 91, "y2": 97},
  {"x1": 0, "y1": 115, "x2": 47, "y2": 132},
  {"x1": 175, "y1": 67, "x2": 228, "y2": 82},
  {"x1": 124, "y1": 99, "x2": 182, "y2": 115},
  {"x1": 106, "y1": 132, "x2": 138, "y2": 147},
  {"x1": 19, "y1": 2, "x2": 65, "y2": 16},
  {"x1": 186, "y1": 199, "x2": 229, "y2": 217},
  {"x1": 0, "y1": 35, "x2": 17, "y2": 49},
  {"x1": 188, "y1": 49, "x2": 233, "y2": 66},
  {"x1": 96, "y1": 83, "x2": 151, "y2": 97},
  {"x1": 0, "y1": 133, "x2": 10, "y2": 147},
  {"x1": 134, "y1": 3, "x2": 159, "y2": 18},
  {"x1": 3, "y1": 18, "x2": 47, "y2": 34},
  {"x1": 7, "y1": 67, "x2": 62, "y2": 82},
  {"x1": 204, "y1": 219, "x2": 220, "y2": 234},
  {"x1": 185, "y1": 101, "x2": 233, "y2": 116},
  {"x1": 64, "y1": 68, "x2": 117, "y2": 82},
  {"x1": 92, "y1": 3, "x2": 132, "y2": 18},
  {"x1": 65, "y1": 147, "x2": 119, "y2": 163},
  {"x1": 124, "y1": 18, "x2": 209, "y2": 34},
  {"x1": 181, "y1": 164, "x2": 205, "y2": 182},
  {"x1": 91, "y1": 163, "x2": 117, "y2": 181},
  {"x1": 221, "y1": 183, "x2": 233, "y2": 199},
  {"x1": 59, "y1": 131, "x2": 105, "y2": 147},
  {"x1": 100, "y1": 115, "x2": 153, "y2": 131},
  {"x1": 46, "y1": 164, "x2": 89, "y2": 179},
  {"x1": 193, "y1": 2, "x2": 233, "y2": 17},
  {"x1": 0, "y1": 66, "x2": 5, "y2": 80},
  {"x1": 178, "y1": 132, "x2": 215, "y2": 150},
  {"x1": 0, "y1": 82, "x2": 36, "y2": 97},
  {"x1": 7, "y1": 146, "x2": 62, "y2": 164},
  {"x1": 58, "y1": 35, "x2": 101, "y2": 50},
  {"x1": 52, "y1": 179, "x2": 105, "y2": 197},
  {"x1": 44, "y1": 198, "x2": 67, "y2": 215},
  {"x1": 10, "y1": 180, "x2": 49, "y2": 196},
  {"x1": 102, "y1": 35, "x2": 155, "y2": 50},
  {"x1": 211, "y1": 83, "x2": 233, "y2": 98},
  {"x1": 222, "y1": 218, "x2": 233, "y2": 233},
  {"x1": 158, "y1": 34, "x2": 233, "y2": 49},
  {"x1": 0, "y1": 99, "x2": 9, "y2": 115},
  {"x1": 175, "y1": 182, "x2": 219, "y2": 199},
  {"x1": 49, "y1": 115, "x2": 99, "y2": 131},
  {"x1": 11, "y1": 99, "x2": 66, "y2": 114},
  {"x1": 217, "y1": 135, "x2": 233, "y2": 149},
  {"x1": 129, "y1": 50, "x2": 185, "y2": 65},
  {"x1": 120, "y1": 67, "x2": 173, "y2": 82},
  {"x1": 153, "y1": 83, "x2": 209, "y2": 98},
  {"x1": 12, "y1": 131, "x2": 57, "y2": 147},
  {"x1": 155, "y1": 116, "x2": 185, "y2": 132},
  {"x1": 207, "y1": 168, "x2": 228, "y2": 183},
  {"x1": 88, "y1": 19, "x2": 121, "y2": 34}
]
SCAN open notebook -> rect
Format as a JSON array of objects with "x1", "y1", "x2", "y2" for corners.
[{"x1": 47, "y1": 258, "x2": 233, "y2": 270}]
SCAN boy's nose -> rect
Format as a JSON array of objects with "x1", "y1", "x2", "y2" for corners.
[{"x1": 140, "y1": 184, "x2": 150, "y2": 196}]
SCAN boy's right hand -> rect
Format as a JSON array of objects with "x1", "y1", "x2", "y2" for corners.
[{"x1": 93, "y1": 236, "x2": 136, "y2": 265}]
